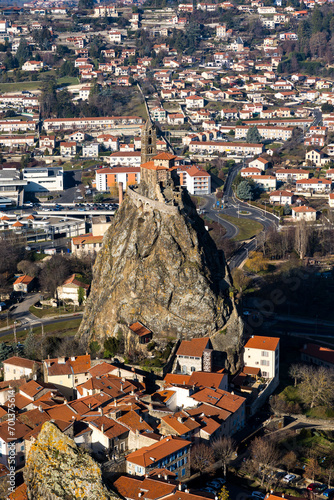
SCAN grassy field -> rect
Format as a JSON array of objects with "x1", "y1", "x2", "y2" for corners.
[
  {"x1": 0, "y1": 318, "x2": 82, "y2": 343},
  {"x1": 218, "y1": 214, "x2": 263, "y2": 241},
  {"x1": 0, "y1": 75, "x2": 80, "y2": 93},
  {"x1": 0, "y1": 81, "x2": 42, "y2": 92}
]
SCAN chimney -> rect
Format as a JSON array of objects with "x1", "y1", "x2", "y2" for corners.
[
  {"x1": 178, "y1": 483, "x2": 182, "y2": 491},
  {"x1": 99, "y1": 407, "x2": 103, "y2": 415},
  {"x1": 158, "y1": 474, "x2": 161, "y2": 478},
  {"x1": 282, "y1": 495, "x2": 284, "y2": 498},
  {"x1": 101, "y1": 424, "x2": 104, "y2": 433},
  {"x1": 38, "y1": 405, "x2": 43, "y2": 412},
  {"x1": 164, "y1": 474, "x2": 168, "y2": 480},
  {"x1": 119, "y1": 182, "x2": 124, "y2": 205},
  {"x1": 140, "y1": 417, "x2": 143, "y2": 423}
]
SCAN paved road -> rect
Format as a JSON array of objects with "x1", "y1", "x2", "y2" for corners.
[
  {"x1": 200, "y1": 163, "x2": 279, "y2": 268},
  {"x1": 57, "y1": 169, "x2": 84, "y2": 204},
  {"x1": 1, "y1": 312, "x2": 83, "y2": 339}
]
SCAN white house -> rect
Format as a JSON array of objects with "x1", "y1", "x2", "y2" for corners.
[
  {"x1": 3, "y1": 356, "x2": 40, "y2": 382},
  {"x1": 175, "y1": 337, "x2": 212, "y2": 375},
  {"x1": 292, "y1": 206, "x2": 317, "y2": 221},
  {"x1": 250, "y1": 175, "x2": 276, "y2": 191},
  {"x1": 60, "y1": 142, "x2": 77, "y2": 157},
  {"x1": 82, "y1": 143, "x2": 99, "y2": 158},
  {"x1": 0, "y1": 421, "x2": 31, "y2": 467},
  {"x1": 248, "y1": 157, "x2": 269, "y2": 171},
  {"x1": 56, "y1": 274, "x2": 89, "y2": 306},
  {"x1": 22, "y1": 60, "x2": 44, "y2": 72},
  {"x1": 185, "y1": 96, "x2": 205, "y2": 109},
  {"x1": 305, "y1": 149, "x2": 329, "y2": 166},
  {"x1": 269, "y1": 190, "x2": 294, "y2": 204},
  {"x1": 243, "y1": 336, "x2": 280, "y2": 380}
]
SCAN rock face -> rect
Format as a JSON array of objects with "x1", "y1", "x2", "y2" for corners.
[
  {"x1": 24, "y1": 422, "x2": 114, "y2": 500},
  {"x1": 77, "y1": 184, "x2": 238, "y2": 353}
]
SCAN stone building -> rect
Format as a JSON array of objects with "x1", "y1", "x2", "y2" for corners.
[{"x1": 141, "y1": 120, "x2": 157, "y2": 164}]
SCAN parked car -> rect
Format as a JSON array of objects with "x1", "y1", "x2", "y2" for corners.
[
  {"x1": 251, "y1": 492, "x2": 265, "y2": 500},
  {"x1": 323, "y1": 489, "x2": 334, "y2": 498},
  {"x1": 202, "y1": 487, "x2": 216, "y2": 494},
  {"x1": 307, "y1": 483, "x2": 321, "y2": 491},
  {"x1": 283, "y1": 474, "x2": 296, "y2": 483},
  {"x1": 315, "y1": 485, "x2": 328, "y2": 494}
]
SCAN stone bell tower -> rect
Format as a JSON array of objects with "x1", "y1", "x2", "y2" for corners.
[{"x1": 141, "y1": 119, "x2": 157, "y2": 164}]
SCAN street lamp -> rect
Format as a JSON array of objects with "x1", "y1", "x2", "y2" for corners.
[
  {"x1": 263, "y1": 201, "x2": 269, "y2": 214},
  {"x1": 13, "y1": 321, "x2": 17, "y2": 344}
]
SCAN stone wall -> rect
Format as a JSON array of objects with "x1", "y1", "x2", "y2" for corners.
[{"x1": 127, "y1": 186, "x2": 179, "y2": 215}]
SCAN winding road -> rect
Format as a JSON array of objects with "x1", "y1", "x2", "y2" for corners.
[{"x1": 201, "y1": 162, "x2": 279, "y2": 269}]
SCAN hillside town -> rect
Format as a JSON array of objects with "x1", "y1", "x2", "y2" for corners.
[{"x1": 0, "y1": 0, "x2": 333, "y2": 498}]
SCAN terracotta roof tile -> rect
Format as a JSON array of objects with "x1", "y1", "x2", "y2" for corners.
[
  {"x1": 3, "y1": 356, "x2": 39, "y2": 369},
  {"x1": 129, "y1": 321, "x2": 152, "y2": 337},
  {"x1": 244, "y1": 336, "x2": 280, "y2": 351},
  {"x1": 13, "y1": 275, "x2": 34, "y2": 285},
  {"x1": 176, "y1": 338, "x2": 210, "y2": 357},
  {"x1": 126, "y1": 435, "x2": 191, "y2": 467},
  {"x1": 300, "y1": 343, "x2": 334, "y2": 365},
  {"x1": 114, "y1": 476, "x2": 176, "y2": 500}
]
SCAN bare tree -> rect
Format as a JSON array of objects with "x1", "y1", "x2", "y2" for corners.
[
  {"x1": 294, "y1": 220, "x2": 309, "y2": 259},
  {"x1": 282, "y1": 451, "x2": 297, "y2": 473},
  {"x1": 289, "y1": 364, "x2": 303, "y2": 387},
  {"x1": 249, "y1": 437, "x2": 279, "y2": 486},
  {"x1": 231, "y1": 268, "x2": 251, "y2": 294},
  {"x1": 298, "y1": 365, "x2": 334, "y2": 409},
  {"x1": 191, "y1": 443, "x2": 215, "y2": 475},
  {"x1": 212, "y1": 436, "x2": 235, "y2": 478},
  {"x1": 304, "y1": 457, "x2": 321, "y2": 482}
]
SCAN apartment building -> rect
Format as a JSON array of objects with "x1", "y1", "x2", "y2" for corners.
[
  {"x1": 178, "y1": 165, "x2": 211, "y2": 194},
  {"x1": 0, "y1": 136, "x2": 35, "y2": 148},
  {"x1": 0, "y1": 169, "x2": 27, "y2": 205},
  {"x1": 235, "y1": 126, "x2": 293, "y2": 141},
  {"x1": 126, "y1": 436, "x2": 191, "y2": 479},
  {"x1": 43, "y1": 116, "x2": 143, "y2": 131},
  {"x1": 296, "y1": 178, "x2": 332, "y2": 193},
  {"x1": 189, "y1": 141, "x2": 263, "y2": 155},
  {"x1": 96, "y1": 167, "x2": 140, "y2": 191},
  {"x1": 276, "y1": 168, "x2": 309, "y2": 182},
  {"x1": 0, "y1": 120, "x2": 35, "y2": 133},
  {"x1": 109, "y1": 151, "x2": 141, "y2": 167}
]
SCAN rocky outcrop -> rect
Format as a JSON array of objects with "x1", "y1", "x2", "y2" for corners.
[
  {"x1": 24, "y1": 422, "x2": 114, "y2": 500},
  {"x1": 77, "y1": 186, "x2": 242, "y2": 362}
]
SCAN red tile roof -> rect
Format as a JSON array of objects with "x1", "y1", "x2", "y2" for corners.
[
  {"x1": 244, "y1": 335, "x2": 280, "y2": 351},
  {"x1": 13, "y1": 275, "x2": 34, "y2": 285},
  {"x1": 176, "y1": 337, "x2": 210, "y2": 357},
  {"x1": 126, "y1": 435, "x2": 191, "y2": 467},
  {"x1": 44, "y1": 355, "x2": 91, "y2": 377},
  {"x1": 3, "y1": 356, "x2": 39, "y2": 370},
  {"x1": 62, "y1": 274, "x2": 90, "y2": 290},
  {"x1": 129, "y1": 321, "x2": 152, "y2": 337},
  {"x1": 300, "y1": 343, "x2": 334, "y2": 365},
  {"x1": 114, "y1": 475, "x2": 176, "y2": 500},
  {"x1": 72, "y1": 233, "x2": 103, "y2": 245}
]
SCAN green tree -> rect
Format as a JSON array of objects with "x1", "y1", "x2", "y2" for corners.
[
  {"x1": 16, "y1": 39, "x2": 31, "y2": 66},
  {"x1": 77, "y1": 286, "x2": 85, "y2": 306},
  {"x1": 237, "y1": 180, "x2": 254, "y2": 200},
  {"x1": 20, "y1": 153, "x2": 30, "y2": 169},
  {"x1": 24, "y1": 330, "x2": 40, "y2": 360},
  {"x1": 94, "y1": 193, "x2": 104, "y2": 203},
  {"x1": 246, "y1": 126, "x2": 261, "y2": 143},
  {"x1": 104, "y1": 337, "x2": 119, "y2": 357},
  {"x1": 59, "y1": 60, "x2": 78, "y2": 77},
  {"x1": 89, "y1": 341, "x2": 101, "y2": 355}
]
